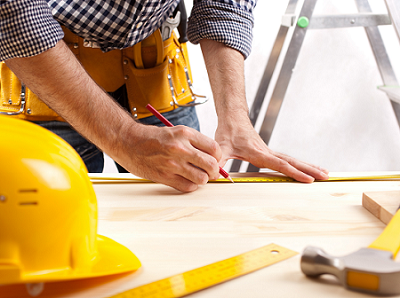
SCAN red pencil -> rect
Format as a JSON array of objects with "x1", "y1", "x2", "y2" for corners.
[{"x1": 146, "y1": 104, "x2": 234, "y2": 183}]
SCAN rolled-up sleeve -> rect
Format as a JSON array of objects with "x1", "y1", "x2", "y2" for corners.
[
  {"x1": 0, "y1": 0, "x2": 64, "y2": 61},
  {"x1": 187, "y1": 0, "x2": 256, "y2": 59}
]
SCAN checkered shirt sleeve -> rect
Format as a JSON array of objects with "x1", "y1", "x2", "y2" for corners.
[
  {"x1": 187, "y1": 0, "x2": 256, "y2": 59},
  {"x1": 0, "y1": 0, "x2": 64, "y2": 61}
]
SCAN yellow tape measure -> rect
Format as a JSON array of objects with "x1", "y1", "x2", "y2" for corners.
[
  {"x1": 89, "y1": 177, "x2": 294, "y2": 183},
  {"x1": 211, "y1": 174, "x2": 400, "y2": 183},
  {"x1": 107, "y1": 243, "x2": 297, "y2": 298},
  {"x1": 90, "y1": 174, "x2": 400, "y2": 184},
  {"x1": 210, "y1": 177, "x2": 295, "y2": 183}
]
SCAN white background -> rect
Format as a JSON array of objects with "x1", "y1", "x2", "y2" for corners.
[{"x1": 104, "y1": 0, "x2": 400, "y2": 173}]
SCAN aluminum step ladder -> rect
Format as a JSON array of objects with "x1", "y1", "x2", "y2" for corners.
[{"x1": 230, "y1": 0, "x2": 400, "y2": 172}]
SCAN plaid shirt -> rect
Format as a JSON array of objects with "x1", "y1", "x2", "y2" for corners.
[{"x1": 0, "y1": 0, "x2": 256, "y2": 62}]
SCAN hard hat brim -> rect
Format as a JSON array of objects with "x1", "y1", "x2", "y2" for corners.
[{"x1": 1, "y1": 235, "x2": 141, "y2": 284}]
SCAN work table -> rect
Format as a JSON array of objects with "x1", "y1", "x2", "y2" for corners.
[{"x1": 2, "y1": 172, "x2": 400, "y2": 297}]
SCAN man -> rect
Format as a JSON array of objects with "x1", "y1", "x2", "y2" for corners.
[{"x1": 0, "y1": 0, "x2": 329, "y2": 192}]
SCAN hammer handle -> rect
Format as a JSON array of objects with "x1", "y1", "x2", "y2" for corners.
[
  {"x1": 177, "y1": 0, "x2": 188, "y2": 43},
  {"x1": 369, "y1": 209, "x2": 400, "y2": 257}
]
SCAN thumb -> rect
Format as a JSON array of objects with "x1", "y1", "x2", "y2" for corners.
[{"x1": 218, "y1": 149, "x2": 232, "y2": 168}]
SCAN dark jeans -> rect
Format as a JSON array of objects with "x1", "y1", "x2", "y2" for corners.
[
  {"x1": 34, "y1": 120, "x2": 105, "y2": 173},
  {"x1": 33, "y1": 87, "x2": 200, "y2": 173}
]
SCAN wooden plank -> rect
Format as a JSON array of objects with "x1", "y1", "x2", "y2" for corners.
[
  {"x1": 4, "y1": 176, "x2": 400, "y2": 298},
  {"x1": 362, "y1": 191, "x2": 400, "y2": 224}
]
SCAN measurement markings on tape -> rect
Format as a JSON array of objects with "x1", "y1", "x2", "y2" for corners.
[
  {"x1": 90, "y1": 176, "x2": 296, "y2": 183},
  {"x1": 211, "y1": 174, "x2": 400, "y2": 183},
  {"x1": 211, "y1": 177, "x2": 295, "y2": 183},
  {"x1": 90, "y1": 174, "x2": 400, "y2": 184},
  {"x1": 107, "y1": 243, "x2": 298, "y2": 298},
  {"x1": 321, "y1": 174, "x2": 400, "y2": 181}
]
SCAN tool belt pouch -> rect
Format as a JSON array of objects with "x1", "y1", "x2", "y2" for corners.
[
  {"x1": 122, "y1": 29, "x2": 205, "y2": 119},
  {"x1": 0, "y1": 27, "x2": 205, "y2": 121},
  {"x1": 0, "y1": 63, "x2": 64, "y2": 121}
]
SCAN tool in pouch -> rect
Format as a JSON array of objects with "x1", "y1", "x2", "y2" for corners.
[
  {"x1": 107, "y1": 243, "x2": 297, "y2": 298},
  {"x1": 122, "y1": 7, "x2": 207, "y2": 119},
  {"x1": 301, "y1": 203, "x2": 400, "y2": 295}
]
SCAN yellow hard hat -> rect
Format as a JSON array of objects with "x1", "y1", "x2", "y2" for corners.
[{"x1": 0, "y1": 116, "x2": 141, "y2": 286}]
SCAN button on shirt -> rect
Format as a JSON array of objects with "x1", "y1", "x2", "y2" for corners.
[{"x1": 0, "y1": 0, "x2": 256, "y2": 62}]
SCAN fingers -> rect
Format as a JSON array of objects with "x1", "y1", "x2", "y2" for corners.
[
  {"x1": 150, "y1": 156, "x2": 217, "y2": 193},
  {"x1": 216, "y1": 128, "x2": 329, "y2": 183},
  {"x1": 261, "y1": 154, "x2": 325, "y2": 183},
  {"x1": 187, "y1": 126, "x2": 222, "y2": 162},
  {"x1": 174, "y1": 126, "x2": 221, "y2": 180},
  {"x1": 131, "y1": 125, "x2": 221, "y2": 192},
  {"x1": 273, "y1": 152, "x2": 330, "y2": 181},
  {"x1": 154, "y1": 172, "x2": 200, "y2": 193}
]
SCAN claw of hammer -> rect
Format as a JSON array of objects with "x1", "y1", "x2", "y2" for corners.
[
  {"x1": 301, "y1": 246, "x2": 400, "y2": 295},
  {"x1": 161, "y1": 11, "x2": 181, "y2": 41}
]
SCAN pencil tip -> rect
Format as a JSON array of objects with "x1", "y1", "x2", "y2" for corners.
[{"x1": 228, "y1": 176, "x2": 234, "y2": 183}]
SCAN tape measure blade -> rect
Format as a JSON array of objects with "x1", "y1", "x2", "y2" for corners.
[
  {"x1": 324, "y1": 175, "x2": 400, "y2": 181},
  {"x1": 210, "y1": 177, "x2": 295, "y2": 183},
  {"x1": 90, "y1": 174, "x2": 400, "y2": 184},
  {"x1": 108, "y1": 243, "x2": 297, "y2": 298}
]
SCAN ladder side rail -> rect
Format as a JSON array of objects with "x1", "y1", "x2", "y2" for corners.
[
  {"x1": 248, "y1": 27, "x2": 291, "y2": 127},
  {"x1": 355, "y1": 0, "x2": 400, "y2": 126},
  {"x1": 364, "y1": 25, "x2": 400, "y2": 122},
  {"x1": 384, "y1": 0, "x2": 400, "y2": 42},
  {"x1": 230, "y1": 0, "x2": 298, "y2": 172},
  {"x1": 230, "y1": 0, "x2": 301, "y2": 172},
  {"x1": 355, "y1": 0, "x2": 398, "y2": 85},
  {"x1": 230, "y1": 27, "x2": 289, "y2": 171},
  {"x1": 247, "y1": 0, "x2": 319, "y2": 172}
]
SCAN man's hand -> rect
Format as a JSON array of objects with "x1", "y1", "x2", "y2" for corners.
[
  {"x1": 215, "y1": 114, "x2": 329, "y2": 183},
  {"x1": 200, "y1": 39, "x2": 329, "y2": 182},
  {"x1": 115, "y1": 124, "x2": 222, "y2": 192},
  {"x1": 5, "y1": 40, "x2": 221, "y2": 192}
]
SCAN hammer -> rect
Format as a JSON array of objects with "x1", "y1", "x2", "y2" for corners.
[{"x1": 301, "y1": 209, "x2": 400, "y2": 295}]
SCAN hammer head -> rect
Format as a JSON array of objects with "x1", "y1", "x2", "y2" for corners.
[{"x1": 301, "y1": 246, "x2": 400, "y2": 295}]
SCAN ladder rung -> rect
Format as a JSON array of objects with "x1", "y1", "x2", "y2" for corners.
[
  {"x1": 310, "y1": 13, "x2": 391, "y2": 29},
  {"x1": 282, "y1": 14, "x2": 297, "y2": 27},
  {"x1": 282, "y1": 13, "x2": 392, "y2": 29},
  {"x1": 378, "y1": 86, "x2": 400, "y2": 104}
]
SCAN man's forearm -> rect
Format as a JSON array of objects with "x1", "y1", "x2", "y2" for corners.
[
  {"x1": 199, "y1": 39, "x2": 329, "y2": 182},
  {"x1": 5, "y1": 40, "x2": 136, "y2": 157},
  {"x1": 5, "y1": 40, "x2": 222, "y2": 192},
  {"x1": 199, "y1": 39, "x2": 249, "y2": 124}
]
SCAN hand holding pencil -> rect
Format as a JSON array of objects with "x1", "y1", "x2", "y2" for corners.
[{"x1": 146, "y1": 104, "x2": 234, "y2": 183}]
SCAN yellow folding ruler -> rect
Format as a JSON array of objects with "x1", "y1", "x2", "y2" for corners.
[
  {"x1": 89, "y1": 173, "x2": 400, "y2": 184},
  {"x1": 107, "y1": 243, "x2": 297, "y2": 298}
]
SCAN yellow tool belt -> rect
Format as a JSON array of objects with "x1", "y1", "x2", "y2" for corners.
[{"x1": 0, "y1": 26, "x2": 200, "y2": 121}]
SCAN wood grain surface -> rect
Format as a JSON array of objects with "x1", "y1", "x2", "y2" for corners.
[{"x1": 2, "y1": 172, "x2": 400, "y2": 298}]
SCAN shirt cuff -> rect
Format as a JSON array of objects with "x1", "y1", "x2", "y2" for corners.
[
  {"x1": 0, "y1": 0, "x2": 64, "y2": 61},
  {"x1": 187, "y1": 1, "x2": 254, "y2": 59}
]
